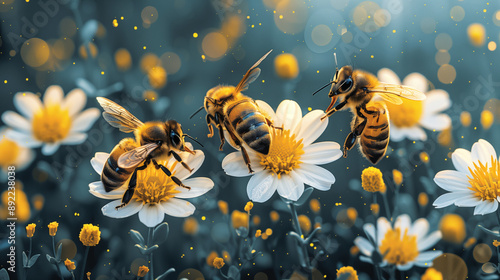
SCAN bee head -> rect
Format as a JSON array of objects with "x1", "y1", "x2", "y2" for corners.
[
  {"x1": 329, "y1": 66, "x2": 354, "y2": 97},
  {"x1": 165, "y1": 120, "x2": 195, "y2": 154}
]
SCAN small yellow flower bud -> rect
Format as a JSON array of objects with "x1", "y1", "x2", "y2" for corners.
[
  {"x1": 439, "y1": 214, "x2": 466, "y2": 244},
  {"x1": 86, "y1": 272, "x2": 91, "y2": 280},
  {"x1": 218, "y1": 200, "x2": 228, "y2": 215},
  {"x1": 213, "y1": 257, "x2": 225, "y2": 269},
  {"x1": 137, "y1": 265, "x2": 149, "y2": 277},
  {"x1": 231, "y1": 210, "x2": 249, "y2": 229},
  {"x1": 460, "y1": 111, "x2": 472, "y2": 127},
  {"x1": 361, "y1": 167, "x2": 386, "y2": 193},
  {"x1": 421, "y1": 267, "x2": 443, "y2": 280},
  {"x1": 183, "y1": 217, "x2": 199, "y2": 235},
  {"x1": 206, "y1": 251, "x2": 219, "y2": 267},
  {"x1": 148, "y1": 66, "x2": 167, "y2": 89},
  {"x1": 48, "y1": 221, "x2": 59, "y2": 237},
  {"x1": 32, "y1": 194, "x2": 44, "y2": 211},
  {"x1": 244, "y1": 201, "x2": 254, "y2": 212},
  {"x1": 481, "y1": 110, "x2": 494, "y2": 130},
  {"x1": 314, "y1": 222, "x2": 321, "y2": 229},
  {"x1": 26, "y1": 223, "x2": 36, "y2": 238},
  {"x1": 438, "y1": 128, "x2": 453, "y2": 147},
  {"x1": 64, "y1": 259, "x2": 76, "y2": 272},
  {"x1": 298, "y1": 215, "x2": 311, "y2": 234},
  {"x1": 222, "y1": 250, "x2": 231, "y2": 263},
  {"x1": 419, "y1": 152, "x2": 430, "y2": 163},
  {"x1": 270, "y1": 210, "x2": 280, "y2": 222},
  {"x1": 309, "y1": 198, "x2": 321, "y2": 213},
  {"x1": 261, "y1": 233, "x2": 269, "y2": 240},
  {"x1": 370, "y1": 203, "x2": 380, "y2": 216},
  {"x1": 350, "y1": 245, "x2": 360, "y2": 256},
  {"x1": 252, "y1": 215, "x2": 261, "y2": 226},
  {"x1": 265, "y1": 228, "x2": 273, "y2": 236},
  {"x1": 79, "y1": 224, "x2": 101, "y2": 246},
  {"x1": 418, "y1": 192, "x2": 429, "y2": 207},
  {"x1": 346, "y1": 207, "x2": 358, "y2": 222},
  {"x1": 392, "y1": 169, "x2": 403, "y2": 186},
  {"x1": 493, "y1": 240, "x2": 500, "y2": 247},
  {"x1": 255, "y1": 229, "x2": 262, "y2": 238},
  {"x1": 336, "y1": 266, "x2": 359, "y2": 280},
  {"x1": 464, "y1": 237, "x2": 477, "y2": 249}
]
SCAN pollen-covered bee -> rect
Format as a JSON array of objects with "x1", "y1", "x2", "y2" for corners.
[
  {"x1": 190, "y1": 50, "x2": 274, "y2": 173},
  {"x1": 313, "y1": 61, "x2": 426, "y2": 164},
  {"x1": 97, "y1": 97, "x2": 200, "y2": 209}
]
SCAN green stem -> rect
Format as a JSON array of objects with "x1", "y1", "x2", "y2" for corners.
[
  {"x1": 148, "y1": 227, "x2": 154, "y2": 280},
  {"x1": 28, "y1": 237, "x2": 32, "y2": 259},
  {"x1": 71, "y1": 271, "x2": 76, "y2": 280},
  {"x1": 374, "y1": 265, "x2": 383, "y2": 280},
  {"x1": 382, "y1": 193, "x2": 391, "y2": 219},
  {"x1": 52, "y1": 237, "x2": 64, "y2": 280},
  {"x1": 80, "y1": 246, "x2": 90, "y2": 280},
  {"x1": 288, "y1": 202, "x2": 312, "y2": 271}
]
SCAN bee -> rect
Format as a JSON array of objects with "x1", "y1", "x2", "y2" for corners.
[
  {"x1": 97, "y1": 97, "x2": 200, "y2": 209},
  {"x1": 190, "y1": 50, "x2": 274, "y2": 173},
  {"x1": 313, "y1": 60, "x2": 426, "y2": 164}
]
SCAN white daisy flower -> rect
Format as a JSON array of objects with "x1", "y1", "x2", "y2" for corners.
[
  {"x1": 222, "y1": 99, "x2": 342, "y2": 203},
  {"x1": 0, "y1": 128, "x2": 35, "y2": 181},
  {"x1": 354, "y1": 214, "x2": 442, "y2": 271},
  {"x1": 377, "y1": 68, "x2": 452, "y2": 142},
  {"x1": 89, "y1": 145, "x2": 214, "y2": 228},
  {"x1": 1, "y1": 85, "x2": 100, "y2": 156},
  {"x1": 433, "y1": 139, "x2": 500, "y2": 215}
]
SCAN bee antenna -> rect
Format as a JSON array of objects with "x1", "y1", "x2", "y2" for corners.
[
  {"x1": 183, "y1": 134, "x2": 204, "y2": 147},
  {"x1": 332, "y1": 53, "x2": 339, "y2": 81},
  {"x1": 190, "y1": 106, "x2": 204, "y2": 119},
  {"x1": 312, "y1": 81, "x2": 335, "y2": 96}
]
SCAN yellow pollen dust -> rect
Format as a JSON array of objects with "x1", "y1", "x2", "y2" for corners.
[
  {"x1": 385, "y1": 99, "x2": 424, "y2": 128},
  {"x1": 0, "y1": 137, "x2": 20, "y2": 166},
  {"x1": 32, "y1": 105, "x2": 72, "y2": 143},
  {"x1": 379, "y1": 227, "x2": 419, "y2": 265},
  {"x1": 133, "y1": 161, "x2": 180, "y2": 204},
  {"x1": 259, "y1": 128, "x2": 304, "y2": 178},
  {"x1": 467, "y1": 156, "x2": 500, "y2": 202}
]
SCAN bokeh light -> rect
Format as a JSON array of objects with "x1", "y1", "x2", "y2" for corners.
[
  {"x1": 21, "y1": 38, "x2": 50, "y2": 67},
  {"x1": 202, "y1": 32, "x2": 228, "y2": 60}
]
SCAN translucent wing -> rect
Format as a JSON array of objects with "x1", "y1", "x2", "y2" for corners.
[
  {"x1": 97, "y1": 97, "x2": 144, "y2": 133},
  {"x1": 117, "y1": 143, "x2": 158, "y2": 168},
  {"x1": 367, "y1": 82, "x2": 426, "y2": 103},
  {"x1": 234, "y1": 50, "x2": 272, "y2": 93}
]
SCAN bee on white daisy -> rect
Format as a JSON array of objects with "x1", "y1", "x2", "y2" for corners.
[
  {"x1": 89, "y1": 144, "x2": 214, "y2": 228},
  {"x1": 222, "y1": 99, "x2": 342, "y2": 203},
  {"x1": 1, "y1": 86, "x2": 100, "y2": 156},
  {"x1": 354, "y1": 214, "x2": 442, "y2": 271},
  {"x1": 0, "y1": 128, "x2": 34, "y2": 181},
  {"x1": 377, "y1": 68, "x2": 451, "y2": 142},
  {"x1": 433, "y1": 139, "x2": 500, "y2": 215}
]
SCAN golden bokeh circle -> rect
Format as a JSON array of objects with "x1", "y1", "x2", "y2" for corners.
[
  {"x1": 437, "y1": 64, "x2": 456, "y2": 84},
  {"x1": 202, "y1": 32, "x2": 228, "y2": 60},
  {"x1": 450, "y1": 6, "x2": 465, "y2": 22},
  {"x1": 473, "y1": 243, "x2": 492, "y2": 263},
  {"x1": 56, "y1": 239, "x2": 77, "y2": 260},
  {"x1": 432, "y1": 253, "x2": 467, "y2": 280},
  {"x1": 160, "y1": 52, "x2": 182, "y2": 74},
  {"x1": 435, "y1": 33, "x2": 453, "y2": 51},
  {"x1": 141, "y1": 6, "x2": 159, "y2": 24},
  {"x1": 435, "y1": 50, "x2": 451, "y2": 66},
  {"x1": 274, "y1": 0, "x2": 308, "y2": 34},
  {"x1": 311, "y1": 24, "x2": 333, "y2": 46},
  {"x1": 115, "y1": 48, "x2": 132, "y2": 71},
  {"x1": 130, "y1": 258, "x2": 148, "y2": 276},
  {"x1": 21, "y1": 38, "x2": 51, "y2": 67},
  {"x1": 467, "y1": 23, "x2": 486, "y2": 47}
]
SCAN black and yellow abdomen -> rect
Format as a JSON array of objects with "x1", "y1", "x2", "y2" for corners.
[
  {"x1": 226, "y1": 98, "x2": 271, "y2": 155},
  {"x1": 101, "y1": 138, "x2": 139, "y2": 192},
  {"x1": 359, "y1": 102, "x2": 390, "y2": 164}
]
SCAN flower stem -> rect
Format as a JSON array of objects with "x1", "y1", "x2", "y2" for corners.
[
  {"x1": 148, "y1": 227, "x2": 154, "y2": 280},
  {"x1": 382, "y1": 193, "x2": 391, "y2": 219},
  {"x1": 374, "y1": 265, "x2": 383, "y2": 280},
  {"x1": 287, "y1": 202, "x2": 312, "y2": 271},
  {"x1": 80, "y1": 246, "x2": 90, "y2": 280},
  {"x1": 52, "y1": 236, "x2": 64, "y2": 280},
  {"x1": 71, "y1": 271, "x2": 76, "y2": 280}
]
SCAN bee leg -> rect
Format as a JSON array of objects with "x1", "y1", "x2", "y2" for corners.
[
  {"x1": 151, "y1": 159, "x2": 191, "y2": 190},
  {"x1": 116, "y1": 162, "x2": 148, "y2": 210},
  {"x1": 169, "y1": 150, "x2": 193, "y2": 172},
  {"x1": 216, "y1": 113, "x2": 226, "y2": 151},
  {"x1": 321, "y1": 99, "x2": 348, "y2": 121},
  {"x1": 343, "y1": 118, "x2": 367, "y2": 158},
  {"x1": 240, "y1": 145, "x2": 254, "y2": 173},
  {"x1": 206, "y1": 115, "x2": 214, "y2": 138}
]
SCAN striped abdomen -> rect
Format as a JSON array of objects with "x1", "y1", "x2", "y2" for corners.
[
  {"x1": 226, "y1": 98, "x2": 271, "y2": 155},
  {"x1": 101, "y1": 138, "x2": 138, "y2": 192},
  {"x1": 359, "y1": 102, "x2": 390, "y2": 164}
]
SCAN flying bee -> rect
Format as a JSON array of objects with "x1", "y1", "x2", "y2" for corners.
[
  {"x1": 97, "y1": 97, "x2": 202, "y2": 209},
  {"x1": 190, "y1": 50, "x2": 274, "y2": 173},
  {"x1": 313, "y1": 58, "x2": 426, "y2": 164}
]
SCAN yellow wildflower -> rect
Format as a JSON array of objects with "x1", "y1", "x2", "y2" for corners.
[
  {"x1": 206, "y1": 251, "x2": 219, "y2": 267},
  {"x1": 79, "y1": 224, "x2": 101, "y2": 246},
  {"x1": 48, "y1": 221, "x2": 59, "y2": 237},
  {"x1": 298, "y1": 215, "x2": 311, "y2": 234},
  {"x1": 493, "y1": 240, "x2": 500, "y2": 247},
  {"x1": 244, "y1": 201, "x2": 254, "y2": 212},
  {"x1": 137, "y1": 265, "x2": 149, "y2": 277},
  {"x1": 370, "y1": 203, "x2": 380, "y2": 216},
  {"x1": 255, "y1": 229, "x2": 262, "y2": 238},
  {"x1": 183, "y1": 217, "x2": 199, "y2": 235},
  {"x1": 309, "y1": 198, "x2": 321, "y2": 213},
  {"x1": 336, "y1": 266, "x2": 358, "y2": 280},
  {"x1": 64, "y1": 259, "x2": 76, "y2": 271},
  {"x1": 213, "y1": 257, "x2": 225, "y2": 269},
  {"x1": 218, "y1": 200, "x2": 228, "y2": 215},
  {"x1": 231, "y1": 210, "x2": 249, "y2": 229},
  {"x1": 361, "y1": 167, "x2": 386, "y2": 193},
  {"x1": 26, "y1": 223, "x2": 36, "y2": 238}
]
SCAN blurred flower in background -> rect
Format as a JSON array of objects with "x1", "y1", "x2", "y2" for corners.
[{"x1": 0, "y1": 127, "x2": 34, "y2": 180}]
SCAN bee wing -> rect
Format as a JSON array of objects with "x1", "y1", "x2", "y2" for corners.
[
  {"x1": 117, "y1": 143, "x2": 158, "y2": 168},
  {"x1": 97, "y1": 97, "x2": 144, "y2": 133},
  {"x1": 367, "y1": 83, "x2": 426, "y2": 104},
  {"x1": 234, "y1": 50, "x2": 272, "y2": 93}
]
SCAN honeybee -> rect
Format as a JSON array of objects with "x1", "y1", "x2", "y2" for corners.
[
  {"x1": 314, "y1": 63, "x2": 426, "y2": 164},
  {"x1": 190, "y1": 50, "x2": 273, "y2": 173},
  {"x1": 97, "y1": 97, "x2": 200, "y2": 209}
]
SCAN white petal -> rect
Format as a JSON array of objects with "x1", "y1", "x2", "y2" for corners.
[
  {"x1": 415, "y1": 251, "x2": 443, "y2": 264},
  {"x1": 417, "y1": 231, "x2": 442, "y2": 251},
  {"x1": 294, "y1": 164, "x2": 335, "y2": 191},
  {"x1": 95, "y1": 152, "x2": 109, "y2": 163},
  {"x1": 61, "y1": 133, "x2": 87, "y2": 145},
  {"x1": 42, "y1": 143, "x2": 61, "y2": 155},
  {"x1": 223, "y1": 130, "x2": 240, "y2": 150},
  {"x1": 14, "y1": 146, "x2": 35, "y2": 170},
  {"x1": 474, "y1": 200, "x2": 498, "y2": 215},
  {"x1": 172, "y1": 150, "x2": 205, "y2": 180},
  {"x1": 471, "y1": 139, "x2": 497, "y2": 167},
  {"x1": 5, "y1": 130, "x2": 41, "y2": 148},
  {"x1": 363, "y1": 223, "x2": 376, "y2": 242},
  {"x1": 405, "y1": 126, "x2": 427, "y2": 141},
  {"x1": 138, "y1": 204, "x2": 165, "y2": 227},
  {"x1": 420, "y1": 114, "x2": 451, "y2": 131},
  {"x1": 434, "y1": 170, "x2": 471, "y2": 192},
  {"x1": 389, "y1": 126, "x2": 406, "y2": 142},
  {"x1": 433, "y1": 192, "x2": 468, "y2": 208},
  {"x1": 275, "y1": 100, "x2": 302, "y2": 131},
  {"x1": 70, "y1": 108, "x2": 100, "y2": 132},
  {"x1": 353, "y1": 237, "x2": 374, "y2": 257},
  {"x1": 454, "y1": 195, "x2": 482, "y2": 207},
  {"x1": 222, "y1": 151, "x2": 262, "y2": 177},
  {"x1": 62, "y1": 88, "x2": 86, "y2": 117},
  {"x1": 410, "y1": 218, "x2": 429, "y2": 240},
  {"x1": 43, "y1": 85, "x2": 64, "y2": 106},
  {"x1": 377, "y1": 217, "x2": 392, "y2": 245},
  {"x1": 377, "y1": 68, "x2": 401, "y2": 84},
  {"x1": 161, "y1": 198, "x2": 195, "y2": 217},
  {"x1": 89, "y1": 181, "x2": 125, "y2": 199},
  {"x1": 2, "y1": 111, "x2": 31, "y2": 132},
  {"x1": 359, "y1": 255, "x2": 374, "y2": 264},
  {"x1": 276, "y1": 172, "x2": 304, "y2": 201},
  {"x1": 102, "y1": 200, "x2": 142, "y2": 218},
  {"x1": 423, "y1": 89, "x2": 451, "y2": 115},
  {"x1": 294, "y1": 110, "x2": 328, "y2": 146},
  {"x1": 452, "y1": 148, "x2": 473, "y2": 175},
  {"x1": 91, "y1": 156, "x2": 105, "y2": 175},
  {"x1": 247, "y1": 171, "x2": 276, "y2": 202},
  {"x1": 14, "y1": 92, "x2": 42, "y2": 119},
  {"x1": 175, "y1": 177, "x2": 214, "y2": 198},
  {"x1": 402, "y1": 72, "x2": 428, "y2": 93},
  {"x1": 301, "y1": 142, "x2": 342, "y2": 165},
  {"x1": 255, "y1": 100, "x2": 277, "y2": 121},
  {"x1": 397, "y1": 263, "x2": 414, "y2": 271},
  {"x1": 394, "y1": 214, "x2": 411, "y2": 234}
]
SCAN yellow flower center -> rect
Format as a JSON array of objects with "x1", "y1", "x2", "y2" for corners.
[
  {"x1": 0, "y1": 137, "x2": 20, "y2": 167},
  {"x1": 386, "y1": 99, "x2": 424, "y2": 128},
  {"x1": 133, "y1": 161, "x2": 180, "y2": 204},
  {"x1": 32, "y1": 105, "x2": 72, "y2": 143},
  {"x1": 379, "y1": 227, "x2": 419, "y2": 265},
  {"x1": 468, "y1": 157, "x2": 500, "y2": 202},
  {"x1": 259, "y1": 129, "x2": 304, "y2": 178}
]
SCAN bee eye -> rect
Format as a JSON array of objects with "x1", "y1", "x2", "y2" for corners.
[
  {"x1": 341, "y1": 77, "x2": 353, "y2": 92},
  {"x1": 170, "y1": 131, "x2": 181, "y2": 147}
]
